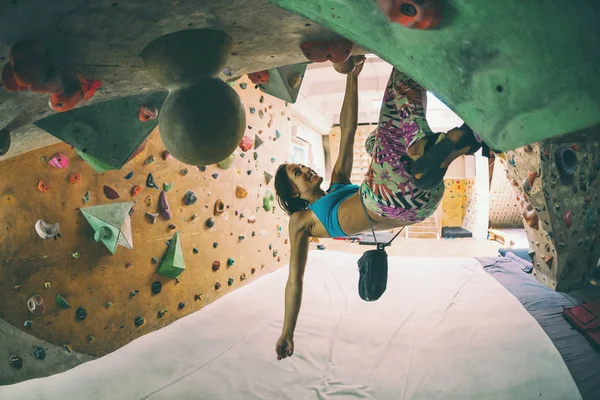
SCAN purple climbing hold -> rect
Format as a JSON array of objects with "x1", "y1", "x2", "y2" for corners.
[
  {"x1": 212, "y1": 261, "x2": 221, "y2": 271},
  {"x1": 159, "y1": 191, "x2": 171, "y2": 219},
  {"x1": 103, "y1": 185, "x2": 120, "y2": 200}
]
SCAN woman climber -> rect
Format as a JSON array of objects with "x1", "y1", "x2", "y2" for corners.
[{"x1": 273, "y1": 55, "x2": 482, "y2": 360}]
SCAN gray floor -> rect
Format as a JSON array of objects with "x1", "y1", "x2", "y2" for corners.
[{"x1": 0, "y1": 318, "x2": 94, "y2": 386}]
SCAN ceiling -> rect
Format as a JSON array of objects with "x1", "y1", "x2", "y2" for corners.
[{"x1": 292, "y1": 56, "x2": 463, "y2": 135}]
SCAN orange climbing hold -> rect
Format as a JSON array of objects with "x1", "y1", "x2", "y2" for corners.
[
  {"x1": 248, "y1": 70, "x2": 269, "y2": 85},
  {"x1": 69, "y1": 174, "x2": 81, "y2": 184},
  {"x1": 1, "y1": 41, "x2": 101, "y2": 112},
  {"x1": 139, "y1": 106, "x2": 159, "y2": 122},
  {"x1": 378, "y1": 0, "x2": 442, "y2": 30},
  {"x1": 37, "y1": 179, "x2": 49, "y2": 193},
  {"x1": 131, "y1": 185, "x2": 142, "y2": 196}
]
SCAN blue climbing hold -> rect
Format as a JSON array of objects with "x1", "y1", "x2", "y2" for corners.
[{"x1": 125, "y1": 172, "x2": 134, "y2": 179}]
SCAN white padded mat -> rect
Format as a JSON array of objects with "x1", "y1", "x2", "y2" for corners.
[{"x1": 0, "y1": 251, "x2": 581, "y2": 400}]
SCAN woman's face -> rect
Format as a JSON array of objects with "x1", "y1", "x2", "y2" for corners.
[{"x1": 286, "y1": 164, "x2": 323, "y2": 199}]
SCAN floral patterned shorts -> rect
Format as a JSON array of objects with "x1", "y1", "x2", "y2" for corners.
[{"x1": 360, "y1": 68, "x2": 444, "y2": 222}]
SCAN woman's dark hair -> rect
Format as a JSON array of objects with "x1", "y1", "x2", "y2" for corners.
[{"x1": 275, "y1": 164, "x2": 310, "y2": 215}]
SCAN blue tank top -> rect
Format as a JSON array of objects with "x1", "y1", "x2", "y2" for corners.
[{"x1": 308, "y1": 183, "x2": 359, "y2": 238}]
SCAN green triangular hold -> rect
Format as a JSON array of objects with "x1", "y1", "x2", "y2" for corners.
[
  {"x1": 34, "y1": 92, "x2": 168, "y2": 170},
  {"x1": 217, "y1": 153, "x2": 235, "y2": 170},
  {"x1": 254, "y1": 135, "x2": 264, "y2": 149},
  {"x1": 157, "y1": 232, "x2": 186, "y2": 279},
  {"x1": 56, "y1": 294, "x2": 71, "y2": 309},
  {"x1": 264, "y1": 171, "x2": 273, "y2": 185},
  {"x1": 74, "y1": 149, "x2": 116, "y2": 173},
  {"x1": 80, "y1": 202, "x2": 134, "y2": 255},
  {"x1": 258, "y1": 63, "x2": 307, "y2": 104}
]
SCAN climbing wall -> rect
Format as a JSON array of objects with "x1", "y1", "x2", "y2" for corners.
[
  {"x1": 271, "y1": 0, "x2": 600, "y2": 151},
  {"x1": 461, "y1": 178, "x2": 477, "y2": 232},
  {"x1": 441, "y1": 179, "x2": 464, "y2": 227},
  {"x1": 0, "y1": 77, "x2": 291, "y2": 358},
  {"x1": 328, "y1": 124, "x2": 377, "y2": 184},
  {"x1": 505, "y1": 128, "x2": 600, "y2": 291},
  {"x1": 489, "y1": 159, "x2": 522, "y2": 228}
]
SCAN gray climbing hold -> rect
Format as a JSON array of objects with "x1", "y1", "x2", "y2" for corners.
[
  {"x1": 75, "y1": 307, "x2": 88, "y2": 320},
  {"x1": 145, "y1": 212, "x2": 159, "y2": 224},
  {"x1": 183, "y1": 191, "x2": 197, "y2": 205},
  {"x1": 32, "y1": 346, "x2": 46, "y2": 360},
  {"x1": 9, "y1": 355, "x2": 23, "y2": 370},
  {"x1": 228, "y1": 277, "x2": 234, "y2": 286},
  {"x1": 555, "y1": 147, "x2": 577, "y2": 184}
]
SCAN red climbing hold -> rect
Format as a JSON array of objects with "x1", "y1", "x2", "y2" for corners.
[
  {"x1": 527, "y1": 171, "x2": 537, "y2": 187},
  {"x1": 379, "y1": 0, "x2": 442, "y2": 30},
  {"x1": 103, "y1": 185, "x2": 120, "y2": 200},
  {"x1": 239, "y1": 135, "x2": 253, "y2": 152},
  {"x1": 563, "y1": 210, "x2": 572, "y2": 228},
  {"x1": 139, "y1": 106, "x2": 159, "y2": 122},
  {"x1": 299, "y1": 39, "x2": 353, "y2": 63},
  {"x1": 248, "y1": 70, "x2": 269, "y2": 85}
]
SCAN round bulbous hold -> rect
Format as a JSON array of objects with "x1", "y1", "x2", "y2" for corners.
[
  {"x1": 159, "y1": 77, "x2": 246, "y2": 166},
  {"x1": 142, "y1": 29, "x2": 233, "y2": 86}
]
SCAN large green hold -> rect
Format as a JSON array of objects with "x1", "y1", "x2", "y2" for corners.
[
  {"x1": 34, "y1": 92, "x2": 168, "y2": 171},
  {"x1": 80, "y1": 202, "x2": 134, "y2": 255},
  {"x1": 271, "y1": 0, "x2": 600, "y2": 150},
  {"x1": 157, "y1": 232, "x2": 186, "y2": 279},
  {"x1": 258, "y1": 63, "x2": 308, "y2": 104}
]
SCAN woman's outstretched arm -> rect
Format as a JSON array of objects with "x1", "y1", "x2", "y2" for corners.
[
  {"x1": 331, "y1": 56, "x2": 365, "y2": 184},
  {"x1": 276, "y1": 211, "x2": 311, "y2": 360}
]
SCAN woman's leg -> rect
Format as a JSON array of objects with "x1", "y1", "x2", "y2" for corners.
[{"x1": 360, "y1": 68, "x2": 444, "y2": 222}]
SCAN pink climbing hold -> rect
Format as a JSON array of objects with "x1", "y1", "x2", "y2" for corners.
[
  {"x1": 563, "y1": 210, "x2": 572, "y2": 228},
  {"x1": 48, "y1": 152, "x2": 69, "y2": 168},
  {"x1": 238, "y1": 135, "x2": 253, "y2": 152},
  {"x1": 103, "y1": 185, "x2": 120, "y2": 200},
  {"x1": 139, "y1": 106, "x2": 158, "y2": 121}
]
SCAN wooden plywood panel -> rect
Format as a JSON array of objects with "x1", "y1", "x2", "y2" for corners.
[
  {"x1": 441, "y1": 179, "x2": 465, "y2": 227},
  {"x1": 0, "y1": 77, "x2": 291, "y2": 356}
]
